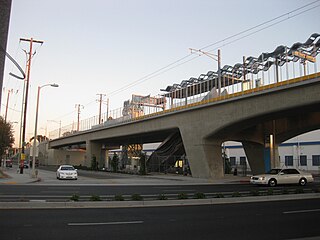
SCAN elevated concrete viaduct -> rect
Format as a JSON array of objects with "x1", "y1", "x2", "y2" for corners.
[{"x1": 49, "y1": 73, "x2": 320, "y2": 179}]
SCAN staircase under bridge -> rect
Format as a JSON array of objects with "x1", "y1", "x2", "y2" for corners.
[{"x1": 147, "y1": 131, "x2": 187, "y2": 173}]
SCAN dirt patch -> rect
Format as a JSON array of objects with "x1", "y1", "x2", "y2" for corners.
[{"x1": 0, "y1": 169, "x2": 10, "y2": 179}]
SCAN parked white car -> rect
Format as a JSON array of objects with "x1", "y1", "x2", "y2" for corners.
[
  {"x1": 56, "y1": 165, "x2": 78, "y2": 180},
  {"x1": 250, "y1": 168, "x2": 314, "y2": 187}
]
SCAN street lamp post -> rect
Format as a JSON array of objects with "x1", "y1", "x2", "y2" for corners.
[{"x1": 31, "y1": 83, "x2": 59, "y2": 178}]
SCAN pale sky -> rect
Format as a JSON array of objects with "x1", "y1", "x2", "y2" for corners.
[{"x1": 2, "y1": 0, "x2": 320, "y2": 145}]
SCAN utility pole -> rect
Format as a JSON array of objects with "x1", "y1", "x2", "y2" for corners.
[
  {"x1": 75, "y1": 104, "x2": 84, "y2": 131},
  {"x1": 4, "y1": 88, "x2": 13, "y2": 122},
  {"x1": 19, "y1": 37, "x2": 43, "y2": 174},
  {"x1": 96, "y1": 93, "x2": 106, "y2": 124},
  {"x1": 106, "y1": 98, "x2": 109, "y2": 120}
]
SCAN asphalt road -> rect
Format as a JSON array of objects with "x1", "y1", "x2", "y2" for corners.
[
  {"x1": 1, "y1": 198, "x2": 320, "y2": 240},
  {"x1": 1, "y1": 166, "x2": 319, "y2": 201}
]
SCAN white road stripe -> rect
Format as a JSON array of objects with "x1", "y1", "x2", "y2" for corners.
[
  {"x1": 163, "y1": 189, "x2": 195, "y2": 192},
  {"x1": 68, "y1": 221, "x2": 144, "y2": 226},
  {"x1": 283, "y1": 209, "x2": 320, "y2": 214}
]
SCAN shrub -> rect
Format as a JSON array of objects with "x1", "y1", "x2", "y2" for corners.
[
  {"x1": 312, "y1": 187, "x2": 320, "y2": 193},
  {"x1": 177, "y1": 193, "x2": 188, "y2": 199},
  {"x1": 232, "y1": 192, "x2": 241, "y2": 197},
  {"x1": 70, "y1": 194, "x2": 80, "y2": 201},
  {"x1": 267, "y1": 189, "x2": 274, "y2": 195},
  {"x1": 90, "y1": 195, "x2": 101, "y2": 201},
  {"x1": 157, "y1": 194, "x2": 167, "y2": 200},
  {"x1": 295, "y1": 188, "x2": 304, "y2": 194},
  {"x1": 214, "y1": 193, "x2": 224, "y2": 198},
  {"x1": 114, "y1": 194, "x2": 124, "y2": 201},
  {"x1": 250, "y1": 189, "x2": 260, "y2": 196},
  {"x1": 131, "y1": 194, "x2": 143, "y2": 201},
  {"x1": 194, "y1": 192, "x2": 206, "y2": 199}
]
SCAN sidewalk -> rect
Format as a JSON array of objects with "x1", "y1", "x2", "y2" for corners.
[{"x1": 0, "y1": 167, "x2": 40, "y2": 184}]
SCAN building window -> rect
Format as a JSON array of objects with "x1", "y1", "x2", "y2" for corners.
[
  {"x1": 285, "y1": 156, "x2": 293, "y2": 166},
  {"x1": 240, "y1": 157, "x2": 246, "y2": 166},
  {"x1": 229, "y1": 157, "x2": 236, "y2": 166},
  {"x1": 299, "y1": 155, "x2": 307, "y2": 166},
  {"x1": 312, "y1": 155, "x2": 320, "y2": 166}
]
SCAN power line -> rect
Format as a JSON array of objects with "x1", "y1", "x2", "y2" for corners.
[
  {"x1": 106, "y1": 0, "x2": 320, "y2": 97},
  {"x1": 53, "y1": 0, "x2": 320, "y2": 122},
  {"x1": 206, "y1": 3, "x2": 320, "y2": 53},
  {"x1": 107, "y1": 54, "x2": 193, "y2": 96},
  {"x1": 200, "y1": 0, "x2": 320, "y2": 51}
]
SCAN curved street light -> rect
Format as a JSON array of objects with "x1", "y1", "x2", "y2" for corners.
[{"x1": 32, "y1": 83, "x2": 59, "y2": 178}]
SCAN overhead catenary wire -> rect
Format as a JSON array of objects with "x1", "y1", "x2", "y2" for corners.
[
  {"x1": 50, "y1": 0, "x2": 320, "y2": 123},
  {"x1": 106, "y1": 0, "x2": 320, "y2": 98},
  {"x1": 200, "y1": 0, "x2": 320, "y2": 51},
  {"x1": 206, "y1": 2, "x2": 320, "y2": 53}
]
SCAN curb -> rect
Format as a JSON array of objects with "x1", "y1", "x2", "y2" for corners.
[{"x1": 0, "y1": 193, "x2": 319, "y2": 209}]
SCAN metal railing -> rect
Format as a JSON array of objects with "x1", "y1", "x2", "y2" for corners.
[{"x1": 49, "y1": 59, "x2": 320, "y2": 140}]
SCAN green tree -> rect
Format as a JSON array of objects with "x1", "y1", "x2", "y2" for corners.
[
  {"x1": 223, "y1": 152, "x2": 232, "y2": 174},
  {"x1": 139, "y1": 152, "x2": 146, "y2": 175},
  {"x1": 91, "y1": 155, "x2": 98, "y2": 170},
  {"x1": 111, "y1": 153, "x2": 119, "y2": 172},
  {"x1": 0, "y1": 117, "x2": 15, "y2": 161}
]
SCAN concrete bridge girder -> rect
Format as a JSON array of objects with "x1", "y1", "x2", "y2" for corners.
[{"x1": 48, "y1": 76, "x2": 320, "y2": 179}]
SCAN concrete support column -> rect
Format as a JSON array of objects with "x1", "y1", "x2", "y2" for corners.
[
  {"x1": 86, "y1": 140, "x2": 101, "y2": 168},
  {"x1": 242, "y1": 141, "x2": 265, "y2": 174},
  {"x1": 271, "y1": 144, "x2": 280, "y2": 168},
  {"x1": 242, "y1": 141, "x2": 280, "y2": 174},
  {"x1": 180, "y1": 129, "x2": 223, "y2": 179}
]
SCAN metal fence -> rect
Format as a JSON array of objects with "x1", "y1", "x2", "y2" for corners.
[{"x1": 49, "y1": 52, "x2": 320, "y2": 140}]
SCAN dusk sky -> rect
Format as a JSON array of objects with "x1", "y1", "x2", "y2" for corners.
[{"x1": 2, "y1": 0, "x2": 320, "y2": 145}]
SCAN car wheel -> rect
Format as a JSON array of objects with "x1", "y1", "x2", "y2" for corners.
[
  {"x1": 268, "y1": 178, "x2": 277, "y2": 187},
  {"x1": 299, "y1": 178, "x2": 307, "y2": 186}
]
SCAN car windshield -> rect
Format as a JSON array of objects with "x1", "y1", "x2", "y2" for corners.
[
  {"x1": 61, "y1": 166, "x2": 75, "y2": 171},
  {"x1": 267, "y1": 169, "x2": 281, "y2": 174}
]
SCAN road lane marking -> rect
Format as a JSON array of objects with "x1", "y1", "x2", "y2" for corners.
[
  {"x1": 162, "y1": 189, "x2": 195, "y2": 192},
  {"x1": 283, "y1": 209, "x2": 320, "y2": 214},
  {"x1": 68, "y1": 221, "x2": 144, "y2": 226}
]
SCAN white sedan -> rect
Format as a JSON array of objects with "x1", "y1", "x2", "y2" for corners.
[
  {"x1": 250, "y1": 168, "x2": 314, "y2": 187},
  {"x1": 56, "y1": 165, "x2": 78, "y2": 180}
]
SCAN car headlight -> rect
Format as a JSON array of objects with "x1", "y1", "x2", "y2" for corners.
[{"x1": 259, "y1": 177, "x2": 265, "y2": 181}]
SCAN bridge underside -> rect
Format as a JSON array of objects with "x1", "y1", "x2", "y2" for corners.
[{"x1": 49, "y1": 74, "x2": 320, "y2": 179}]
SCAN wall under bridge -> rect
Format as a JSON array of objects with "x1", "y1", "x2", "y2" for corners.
[{"x1": 49, "y1": 73, "x2": 320, "y2": 179}]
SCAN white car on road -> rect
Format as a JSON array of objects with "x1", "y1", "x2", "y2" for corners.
[
  {"x1": 56, "y1": 165, "x2": 78, "y2": 180},
  {"x1": 250, "y1": 168, "x2": 314, "y2": 187}
]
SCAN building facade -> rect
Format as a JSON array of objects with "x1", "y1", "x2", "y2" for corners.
[{"x1": 225, "y1": 130, "x2": 320, "y2": 174}]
